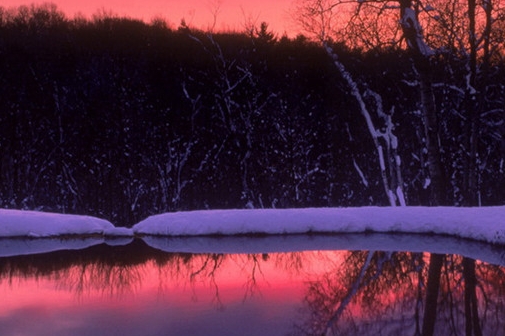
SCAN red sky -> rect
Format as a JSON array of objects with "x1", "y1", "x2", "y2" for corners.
[{"x1": 2, "y1": 0, "x2": 297, "y2": 35}]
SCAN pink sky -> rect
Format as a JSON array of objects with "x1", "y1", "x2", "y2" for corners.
[{"x1": 2, "y1": 0, "x2": 297, "y2": 35}]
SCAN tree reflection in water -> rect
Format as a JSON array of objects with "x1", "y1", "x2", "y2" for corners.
[
  {"x1": 55, "y1": 261, "x2": 145, "y2": 298},
  {"x1": 293, "y1": 251, "x2": 505, "y2": 336},
  {"x1": 0, "y1": 238, "x2": 504, "y2": 335}
]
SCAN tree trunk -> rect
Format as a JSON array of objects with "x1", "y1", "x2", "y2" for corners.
[
  {"x1": 399, "y1": 0, "x2": 447, "y2": 205},
  {"x1": 463, "y1": 257, "x2": 483, "y2": 336},
  {"x1": 418, "y1": 60, "x2": 447, "y2": 205},
  {"x1": 422, "y1": 253, "x2": 444, "y2": 336},
  {"x1": 463, "y1": 0, "x2": 480, "y2": 207}
]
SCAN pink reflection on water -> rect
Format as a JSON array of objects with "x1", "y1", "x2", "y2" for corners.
[
  {"x1": 0, "y1": 251, "x2": 341, "y2": 335},
  {"x1": 2, "y1": 249, "x2": 504, "y2": 335}
]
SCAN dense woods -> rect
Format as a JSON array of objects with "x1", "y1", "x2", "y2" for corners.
[{"x1": 0, "y1": 4, "x2": 504, "y2": 226}]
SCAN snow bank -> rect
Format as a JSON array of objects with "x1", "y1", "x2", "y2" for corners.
[
  {"x1": 0, "y1": 209, "x2": 133, "y2": 237},
  {"x1": 0, "y1": 207, "x2": 504, "y2": 246},
  {"x1": 133, "y1": 206, "x2": 505, "y2": 245}
]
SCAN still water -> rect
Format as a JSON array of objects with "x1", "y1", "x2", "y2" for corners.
[{"x1": 1, "y1": 234, "x2": 504, "y2": 335}]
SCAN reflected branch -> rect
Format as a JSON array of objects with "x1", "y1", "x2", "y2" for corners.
[
  {"x1": 324, "y1": 250, "x2": 375, "y2": 335},
  {"x1": 242, "y1": 254, "x2": 266, "y2": 301},
  {"x1": 187, "y1": 254, "x2": 225, "y2": 309},
  {"x1": 57, "y1": 262, "x2": 145, "y2": 299}
]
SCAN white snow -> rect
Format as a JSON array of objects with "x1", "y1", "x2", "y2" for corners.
[
  {"x1": 133, "y1": 207, "x2": 505, "y2": 245},
  {"x1": 0, "y1": 207, "x2": 504, "y2": 247},
  {"x1": 352, "y1": 159, "x2": 369, "y2": 187},
  {"x1": 0, "y1": 209, "x2": 132, "y2": 237},
  {"x1": 401, "y1": 8, "x2": 434, "y2": 57}
]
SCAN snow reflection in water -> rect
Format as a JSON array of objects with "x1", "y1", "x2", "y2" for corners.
[{"x1": 0, "y1": 234, "x2": 504, "y2": 336}]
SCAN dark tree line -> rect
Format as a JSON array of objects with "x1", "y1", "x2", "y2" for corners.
[{"x1": 0, "y1": 4, "x2": 504, "y2": 226}]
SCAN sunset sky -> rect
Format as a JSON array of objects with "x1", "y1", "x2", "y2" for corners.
[{"x1": 2, "y1": 0, "x2": 296, "y2": 35}]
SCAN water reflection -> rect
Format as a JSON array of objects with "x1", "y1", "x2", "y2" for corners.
[
  {"x1": 295, "y1": 251, "x2": 505, "y2": 336},
  {"x1": 0, "y1": 235, "x2": 504, "y2": 336}
]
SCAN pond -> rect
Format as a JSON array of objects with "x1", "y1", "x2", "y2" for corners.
[{"x1": 1, "y1": 234, "x2": 504, "y2": 335}]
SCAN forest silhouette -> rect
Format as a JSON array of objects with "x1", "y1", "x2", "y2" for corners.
[{"x1": 0, "y1": 3, "x2": 504, "y2": 226}]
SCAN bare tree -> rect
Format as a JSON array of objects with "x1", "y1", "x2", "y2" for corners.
[
  {"x1": 294, "y1": 0, "x2": 505, "y2": 207},
  {"x1": 398, "y1": 0, "x2": 448, "y2": 205},
  {"x1": 207, "y1": 0, "x2": 223, "y2": 32},
  {"x1": 293, "y1": 0, "x2": 407, "y2": 206}
]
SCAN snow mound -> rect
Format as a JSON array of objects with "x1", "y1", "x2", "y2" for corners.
[
  {"x1": 0, "y1": 209, "x2": 133, "y2": 237},
  {"x1": 0, "y1": 207, "x2": 503, "y2": 245},
  {"x1": 133, "y1": 206, "x2": 505, "y2": 245}
]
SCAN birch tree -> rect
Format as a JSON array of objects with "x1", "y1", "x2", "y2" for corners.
[
  {"x1": 293, "y1": 0, "x2": 505, "y2": 206},
  {"x1": 293, "y1": 0, "x2": 407, "y2": 206}
]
